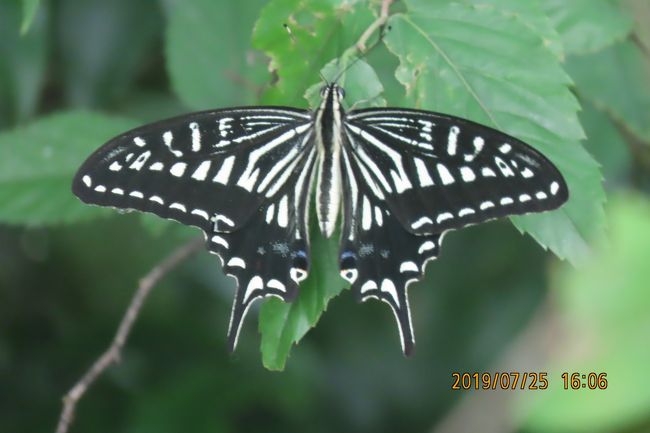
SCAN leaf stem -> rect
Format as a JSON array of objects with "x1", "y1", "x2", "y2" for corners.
[{"x1": 356, "y1": 0, "x2": 394, "y2": 52}]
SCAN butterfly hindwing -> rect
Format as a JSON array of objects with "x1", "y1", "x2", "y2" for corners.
[
  {"x1": 210, "y1": 147, "x2": 317, "y2": 351},
  {"x1": 339, "y1": 146, "x2": 442, "y2": 355},
  {"x1": 345, "y1": 108, "x2": 569, "y2": 235},
  {"x1": 72, "y1": 107, "x2": 312, "y2": 232}
]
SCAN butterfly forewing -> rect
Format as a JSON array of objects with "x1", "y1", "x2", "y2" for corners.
[
  {"x1": 72, "y1": 107, "x2": 312, "y2": 233},
  {"x1": 345, "y1": 108, "x2": 569, "y2": 235}
]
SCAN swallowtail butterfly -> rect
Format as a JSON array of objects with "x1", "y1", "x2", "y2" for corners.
[{"x1": 72, "y1": 82, "x2": 568, "y2": 355}]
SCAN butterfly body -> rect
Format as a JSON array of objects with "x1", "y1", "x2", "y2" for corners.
[
  {"x1": 314, "y1": 83, "x2": 346, "y2": 237},
  {"x1": 73, "y1": 81, "x2": 568, "y2": 355}
]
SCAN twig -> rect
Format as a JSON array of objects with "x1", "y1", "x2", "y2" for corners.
[
  {"x1": 356, "y1": 0, "x2": 393, "y2": 52},
  {"x1": 55, "y1": 237, "x2": 204, "y2": 433}
]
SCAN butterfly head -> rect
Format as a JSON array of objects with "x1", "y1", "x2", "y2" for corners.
[{"x1": 320, "y1": 83, "x2": 346, "y2": 100}]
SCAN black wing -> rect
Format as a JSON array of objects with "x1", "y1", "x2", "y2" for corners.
[
  {"x1": 73, "y1": 107, "x2": 312, "y2": 232},
  {"x1": 72, "y1": 107, "x2": 317, "y2": 350},
  {"x1": 345, "y1": 108, "x2": 568, "y2": 235},
  {"x1": 339, "y1": 146, "x2": 441, "y2": 355},
  {"x1": 211, "y1": 146, "x2": 316, "y2": 351},
  {"x1": 341, "y1": 108, "x2": 568, "y2": 354}
]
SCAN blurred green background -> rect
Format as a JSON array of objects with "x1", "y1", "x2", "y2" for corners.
[{"x1": 1, "y1": 0, "x2": 650, "y2": 432}]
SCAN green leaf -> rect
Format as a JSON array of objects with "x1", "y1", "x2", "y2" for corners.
[
  {"x1": 115, "y1": 91, "x2": 189, "y2": 124},
  {"x1": 259, "y1": 223, "x2": 344, "y2": 371},
  {"x1": 366, "y1": 43, "x2": 410, "y2": 106},
  {"x1": 567, "y1": 40, "x2": 650, "y2": 142},
  {"x1": 543, "y1": 0, "x2": 633, "y2": 55},
  {"x1": 0, "y1": 111, "x2": 138, "y2": 225},
  {"x1": 56, "y1": 0, "x2": 162, "y2": 107},
  {"x1": 578, "y1": 100, "x2": 631, "y2": 187},
  {"x1": 252, "y1": 0, "x2": 375, "y2": 106},
  {"x1": 20, "y1": 0, "x2": 40, "y2": 35},
  {"x1": 162, "y1": 0, "x2": 268, "y2": 110},
  {"x1": 0, "y1": 0, "x2": 48, "y2": 125},
  {"x1": 459, "y1": 0, "x2": 564, "y2": 58},
  {"x1": 385, "y1": 0, "x2": 604, "y2": 265},
  {"x1": 519, "y1": 194, "x2": 650, "y2": 433},
  {"x1": 626, "y1": 0, "x2": 650, "y2": 54},
  {"x1": 304, "y1": 57, "x2": 385, "y2": 109}
]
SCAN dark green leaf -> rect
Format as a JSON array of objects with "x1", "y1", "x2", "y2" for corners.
[
  {"x1": 162, "y1": 0, "x2": 268, "y2": 110},
  {"x1": 115, "y1": 91, "x2": 188, "y2": 124},
  {"x1": 385, "y1": 0, "x2": 604, "y2": 265},
  {"x1": 56, "y1": 0, "x2": 162, "y2": 107},
  {"x1": 567, "y1": 40, "x2": 650, "y2": 142},
  {"x1": 0, "y1": 0, "x2": 47, "y2": 125},
  {"x1": 579, "y1": 100, "x2": 631, "y2": 187},
  {"x1": 0, "y1": 111, "x2": 138, "y2": 225},
  {"x1": 366, "y1": 43, "x2": 410, "y2": 106},
  {"x1": 543, "y1": 0, "x2": 632, "y2": 55}
]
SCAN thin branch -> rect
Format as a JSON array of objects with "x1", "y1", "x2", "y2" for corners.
[
  {"x1": 55, "y1": 237, "x2": 204, "y2": 433},
  {"x1": 356, "y1": 0, "x2": 393, "y2": 52}
]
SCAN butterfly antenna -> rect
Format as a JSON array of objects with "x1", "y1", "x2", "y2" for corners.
[
  {"x1": 283, "y1": 24, "x2": 328, "y2": 84},
  {"x1": 332, "y1": 24, "x2": 391, "y2": 84}
]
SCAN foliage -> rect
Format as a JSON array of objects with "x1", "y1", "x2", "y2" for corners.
[
  {"x1": 567, "y1": 40, "x2": 650, "y2": 142},
  {"x1": 20, "y1": 0, "x2": 41, "y2": 35},
  {"x1": 0, "y1": 112, "x2": 137, "y2": 225},
  {"x1": 1, "y1": 0, "x2": 649, "y2": 430},
  {"x1": 543, "y1": 0, "x2": 632, "y2": 55},
  {"x1": 385, "y1": 0, "x2": 601, "y2": 264},
  {"x1": 163, "y1": 0, "x2": 269, "y2": 109},
  {"x1": 519, "y1": 194, "x2": 650, "y2": 432},
  {"x1": 0, "y1": 0, "x2": 47, "y2": 125}
]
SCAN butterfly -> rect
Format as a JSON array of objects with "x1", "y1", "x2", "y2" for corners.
[{"x1": 72, "y1": 82, "x2": 568, "y2": 355}]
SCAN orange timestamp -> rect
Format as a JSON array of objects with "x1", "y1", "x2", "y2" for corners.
[
  {"x1": 561, "y1": 372, "x2": 608, "y2": 390},
  {"x1": 451, "y1": 371, "x2": 609, "y2": 390},
  {"x1": 451, "y1": 372, "x2": 549, "y2": 390}
]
